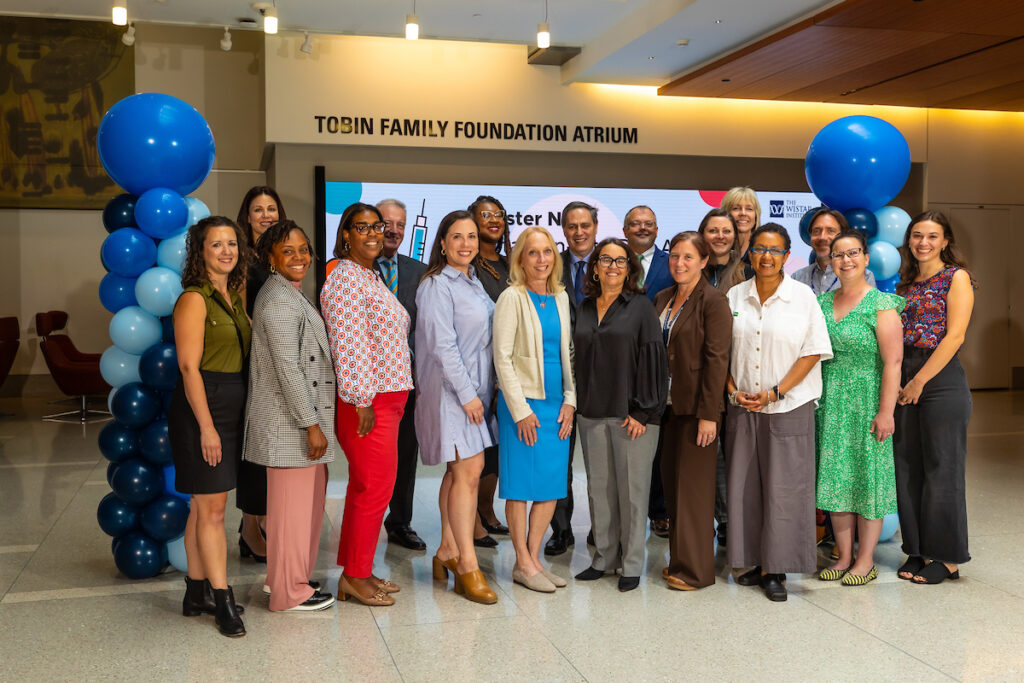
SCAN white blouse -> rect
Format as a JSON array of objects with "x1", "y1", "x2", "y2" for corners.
[{"x1": 725, "y1": 275, "x2": 833, "y2": 414}]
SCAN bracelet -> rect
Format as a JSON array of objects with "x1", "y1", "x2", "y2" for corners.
[
  {"x1": 773, "y1": 384, "x2": 785, "y2": 401},
  {"x1": 728, "y1": 390, "x2": 740, "y2": 406}
]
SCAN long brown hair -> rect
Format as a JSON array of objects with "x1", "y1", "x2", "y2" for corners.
[
  {"x1": 236, "y1": 186, "x2": 287, "y2": 248},
  {"x1": 423, "y1": 210, "x2": 476, "y2": 280},
  {"x1": 896, "y1": 210, "x2": 975, "y2": 294},
  {"x1": 181, "y1": 216, "x2": 249, "y2": 291},
  {"x1": 584, "y1": 237, "x2": 643, "y2": 298}
]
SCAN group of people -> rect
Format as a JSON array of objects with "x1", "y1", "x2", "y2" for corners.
[{"x1": 166, "y1": 183, "x2": 975, "y2": 637}]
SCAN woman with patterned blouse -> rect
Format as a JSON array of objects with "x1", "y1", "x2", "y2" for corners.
[
  {"x1": 893, "y1": 211, "x2": 975, "y2": 586},
  {"x1": 321, "y1": 202, "x2": 413, "y2": 606},
  {"x1": 814, "y1": 231, "x2": 904, "y2": 586}
]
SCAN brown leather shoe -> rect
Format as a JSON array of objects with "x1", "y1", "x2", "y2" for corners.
[
  {"x1": 455, "y1": 569, "x2": 498, "y2": 604},
  {"x1": 371, "y1": 575, "x2": 400, "y2": 593},
  {"x1": 337, "y1": 575, "x2": 395, "y2": 606},
  {"x1": 667, "y1": 575, "x2": 697, "y2": 591},
  {"x1": 651, "y1": 519, "x2": 670, "y2": 538}
]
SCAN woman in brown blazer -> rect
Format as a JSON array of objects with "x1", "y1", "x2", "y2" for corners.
[{"x1": 653, "y1": 231, "x2": 733, "y2": 590}]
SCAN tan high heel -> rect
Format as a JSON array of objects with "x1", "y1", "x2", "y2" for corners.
[
  {"x1": 432, "y1": 555, "x2": 459, "y2": 582},
  {"x1": 337, "y1": 575, "x2": 395, "y2": 606},
  {"x1": 454, "y1": 569, "x2": 498, "y2": 604}
]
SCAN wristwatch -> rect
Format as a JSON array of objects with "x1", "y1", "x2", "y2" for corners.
[{"x1": 773, "y1": 384, "x2": 785, "y2": 402}]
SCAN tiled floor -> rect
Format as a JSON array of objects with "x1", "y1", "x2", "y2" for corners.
[{"x1": 1, "y1": 392, "x2": 1023, "y2": 682}]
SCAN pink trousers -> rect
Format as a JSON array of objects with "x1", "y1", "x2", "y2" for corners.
[{"x1": 266, "y1": 463, "x2": 327, "y2": 611}]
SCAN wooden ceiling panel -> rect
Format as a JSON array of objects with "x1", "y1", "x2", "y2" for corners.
[{"x1": 817, "y1": 0, "x2": 1024, "y2": 37}]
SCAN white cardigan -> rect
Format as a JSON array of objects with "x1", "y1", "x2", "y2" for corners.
[{"x1": 492, "y1": 285, "x2": 576, "y2": 423}]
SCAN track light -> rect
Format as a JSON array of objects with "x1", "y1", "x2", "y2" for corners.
[
  {"x1": 112, "y1": 1, "x2": 127, "y2": 26},
  {"x1": 405, "y1": 13, "x2": 419, "y2": 40},
  {"x1": 263, "y1": 6, "x2": 278, "y2": 34},
  {"x1": 537, "y1": 22, "x2": 550, "y2": 49},
  {"x1": 300, "y1": 31, "x2": 314, "y2": 54},
  {"x1": 220, "y1": 27, "x2": 232, "y2": 51},
  {"x1": 121, "y1": 24, "x2": 135, "y2": 46}
]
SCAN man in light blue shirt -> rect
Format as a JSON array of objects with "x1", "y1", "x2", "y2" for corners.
[{"x1": 792, "y1": 208, "x2": 875, "y2": 294}]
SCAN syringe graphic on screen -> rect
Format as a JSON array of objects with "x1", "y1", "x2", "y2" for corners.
[{"x1": 409, "y1": 199, "x2": 429, "y2": 261}]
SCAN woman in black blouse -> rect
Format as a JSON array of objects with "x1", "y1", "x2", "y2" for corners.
[{"x1": 573, "y1": 237, "x2": 668, "y2": 592}]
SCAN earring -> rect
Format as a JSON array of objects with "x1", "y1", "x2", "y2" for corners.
[
  {"x1": 593, "y1": 272, "x2": 599, "y2": 281},
  {"x1": 441, "y1": 247, "x2": 446, "y2": 256},
  {"x1": 269, "y1": 264, "x2": 277, "y2": 274}
]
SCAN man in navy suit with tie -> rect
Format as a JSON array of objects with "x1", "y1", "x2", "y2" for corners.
[
  {"x1": 623, "y1": 205, "x2": 672, "y2": 538},
  {"x1": 544, "y1": 200, "x2": 597, "y2": 556}
]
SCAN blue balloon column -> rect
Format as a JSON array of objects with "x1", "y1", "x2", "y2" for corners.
[{"x1": 96, "y1": 93, "x2": 215, "y2": 579}]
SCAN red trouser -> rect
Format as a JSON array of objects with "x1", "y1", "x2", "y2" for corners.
[{"x1": 335, "y1": 391, "x2": 408, "y2": 577}]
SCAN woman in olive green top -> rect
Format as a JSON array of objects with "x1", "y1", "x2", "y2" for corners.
[{"x1": 169, "y1": 216, "x2": 251, "y2": 638}]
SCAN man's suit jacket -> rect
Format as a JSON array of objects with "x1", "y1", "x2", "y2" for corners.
[
  {"x1": 377, "y1": 253, "x2": 428, "y2": 353},
  {"x1": 642, "y1": 247, "x2": 674, "y2": 303},
  {"x1": 652, "y1": 277, "x2": 733, "y2": 423}
]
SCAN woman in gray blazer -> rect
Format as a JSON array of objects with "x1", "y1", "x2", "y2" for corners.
[{"x1": 243, "y1": 221, "x2": 337, "y2": 612}]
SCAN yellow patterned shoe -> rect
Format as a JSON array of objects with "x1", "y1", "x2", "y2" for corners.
[
  {"x1": 818, "y1": 566, "x2": 848, "y2": 581},
  {"x1": 841, "y1": 566, "x2": 878, "y2": 586}
]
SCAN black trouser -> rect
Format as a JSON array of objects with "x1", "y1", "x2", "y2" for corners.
[
  {"x1": 385, "y1": 391, "x2": 418, "y2": 531},
  {"x1": 550, "y1": 419, "x2": 577, "y2": 535},
  {"x1": 648, "y1": 422, "x2": 667, "y2": 522},
  {"x1": 894, "y1": 347, "x2": 972, "y2": 564}
]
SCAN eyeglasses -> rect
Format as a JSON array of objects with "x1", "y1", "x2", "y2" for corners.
[
  {"x1": 479, "y1": 211, "x2": 506, "y2": 220},
  {"x1": 597, "y1": 255, "x2": 630, "y2": 268},
  {"x1": 830, "y1": 247, "x2": 864, "y2": 260},
  {"x1": 749, "y1": 246, "x2": 787, "y2": 256},
  {"x1": 352, "y1": 222, "x2": 386, "y2": 234},
  {"x1": 626, "y1": 220, "x2": 655, "y2": 230}
]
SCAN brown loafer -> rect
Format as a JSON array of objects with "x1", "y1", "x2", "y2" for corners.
[{"x1": 667, "y1": 575, "x2": 697, "y2": 591}]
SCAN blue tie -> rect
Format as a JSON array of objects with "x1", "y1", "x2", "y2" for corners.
[
  {"x1": 382, "y1": 258, "x2": 398, "y2": 294},
  {"x1": 573, "y1": 260, "x2": 586, "y2": 304}
]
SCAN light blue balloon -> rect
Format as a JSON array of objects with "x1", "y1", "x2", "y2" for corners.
[
  {"x1": 100, "y1": 346, "x2": 142, "y2": 387},
  {"x1": 874, "y1": 205, "x2": 911, "y2": 247},
  {"x1": 879, "y1": 513, "x2": 899, "y2": 542},
  {"x1": 135, "y1": 267, "x2": 184, "y2": 318},
  {"x1": 184, "y1": 196, "x2": 211, "y2": 229},
  {"x1": 867, "y1": 241, "x2": 901, "y2": 281},
  {"x1": 166, "y1": 533, "x2": 188, "y2": 572},
  {"x1": 109, "y1": 306, "x2": 162, "y2": 355},
  {"x1": 156, "y1": 230, "x2": 188, "y2": 273}
]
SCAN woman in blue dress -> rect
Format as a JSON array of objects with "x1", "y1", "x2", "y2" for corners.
[
  {"x1": 493, "y1": 227, "x2": 576, "y2": 593},
  {"x1": 415, "y1": 210, "x2": 498, "y2": 605}
]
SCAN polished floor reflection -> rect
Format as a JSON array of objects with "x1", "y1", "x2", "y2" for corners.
[{"x1": 2, "y1": 392, "x2": 1023, "y2": 681}]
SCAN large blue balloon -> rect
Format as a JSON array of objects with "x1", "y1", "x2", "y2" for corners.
[
  {"x1": 98, "y1": 421, "x2": 141, "y2": 463},
  {"x1": 111, "y1": 457, "x2": 164, "y2": 506},
  {"x1": 111, "y1": 381, "x2": 161, "y2": 429},
  {"x1": 156, "y1": 230, "x2": 188, "y2": 274},
  {"x1": 97, "y1": 93, "x2": 216, "y2": 197},
  {"x1": 139, "y1": 343, "x2": 178, "y2": 392},
  {"x1": 140, "y1": 419, "x2": 173, "y2": 466},
  {"x1": 97, "y1": 492, "x2": 140, "y2": 538},
  {"x1": 140, "y1": 495, "x2": 189, "y2": 541},
  {"x1": 99, "y1": 273, "x2": 139, "y2": 314},
  {"x1": 805, "y1": 115, "x2": 911, "y2": 212},
  {"x1": 135, "y1": 267, "x2": 183, "y2": 318},
  {"x1": 867, "y1": 241, "x2": 901, "y2": 281},
  {"x1": 112, "y1": 531, "x2": 168, "y2": 579},
  {"x1": 184, "y1": 196, "x2": 211, "y2": 229},
  {"x1": 166, "y1": 534, "x2": 188, "y2": 573},
  {"x1": 101, "y1": 228, "x2": 157, "y2": 278},
  {"x1": 874, "y1": 205, "x2": 911, "y2": 247},
  {"x1": 843, "y1": 208, "x2": 879, "y2": 239},
  {"x1": 100, "y1": 346, "x2": 142, "y2": 387},
  {"x1": 102, "y1": 193, "x2": 138, "y2": 233},
  {"x1": 135, "y1": 188, "x2": 188, "y2": 240},
  {"x1": 110, "y1": 306, "x2": 162, "y2": 355},
  {"x1": 162, "y1": 464, "x2": 189, "y2": 501},
  {"x1": 107, "y1": 461, "x2": 119, "y2": 486}
]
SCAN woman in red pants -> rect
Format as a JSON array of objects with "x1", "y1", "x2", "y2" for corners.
[{"x1": 321, "y1": 202, "x2": 412, "y2": 606}]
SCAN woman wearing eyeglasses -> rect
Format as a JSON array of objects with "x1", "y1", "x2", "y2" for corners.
[
  {"x1": 815, "y1": 231, "x2": 903, "y2": 586},
  {"x1": 321, "y1": 202, "x2": 412, "y2": 606},
  {"x1": 725, "y1": 224, "x2": 832, "y2": 602},
  {"x1": 573, "y1": 237, "x2": 668, "y2": 592}
]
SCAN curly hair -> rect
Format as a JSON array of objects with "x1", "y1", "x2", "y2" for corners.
[
  {"x1": 256, "y1": 219, "x2": 312, "y2": 271},
  {"x1": 236, "y1": 186, "x2": 287, "y2": 248},
  {"x1": 583, "y1": 237, "x2": 643, "y2": 298},
  {"x1": 180, "y1": 216, "x2": 249, "y2": 292}
]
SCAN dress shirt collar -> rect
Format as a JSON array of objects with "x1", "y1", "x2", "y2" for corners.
[
  {"x1": 639, "y1": 245, "x2": 656, "y2": 261},
  {"x1": 441, "y1": 263, "x2": 476, "y2": 281},
  {"x1": 569, "y1": 249, "x2": 593, "y2": 267},
  {"x1": 741, "y1": 272, "x2": 795, "y2": 305}
]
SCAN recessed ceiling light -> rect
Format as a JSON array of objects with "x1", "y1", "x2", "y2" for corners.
[
  {"x1": 677, "y1": 38, "x2": 690, "y2": 46},
  {"x1": 715, "y1": 19, "x2": 722, "y2": 24},
  {"x1": 648, "y1": 56, "x2": 655, "y2": 60},
  {"x1": 721, "y1": 78, "x2": 731, "y2": 82}
]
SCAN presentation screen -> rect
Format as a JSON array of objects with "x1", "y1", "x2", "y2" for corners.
[{"x1": 319, "y1": 179, "x2": 818, "y2": 277}]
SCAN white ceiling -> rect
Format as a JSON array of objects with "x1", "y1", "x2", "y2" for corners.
[{"x1": 0, "y1": 0, "x2": 842, "y2": 85}]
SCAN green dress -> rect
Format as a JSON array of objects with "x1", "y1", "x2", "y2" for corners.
[{"x1": 815, "y1": 288, "x2": 904, "y2": 519}]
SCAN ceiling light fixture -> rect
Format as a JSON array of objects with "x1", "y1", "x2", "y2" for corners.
[
  {"x1": 121, "y1": 24, "x2": 135, "y2": 46},
  {"x1": 254, "y1": 2, "x2": 277, "y2": 35},
  {"x1": 220, "y1": 27, "x2": 232, "y2": 51},
  {"x1": 537, "y1": 0, "x2": 550, "y2": 49},
  {"x1": 112, "y1": 1, "x2": 127, "y2": 26},
  {"x1": 406, "y1": 1, "x2": 419, "y2": 40},
  {"x1": 300, "y1": 31, "x2": 314, "y2": 54}
]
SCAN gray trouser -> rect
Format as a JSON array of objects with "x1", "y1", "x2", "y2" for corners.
[
  {"x1": 724, "y1": 401, "x2": 817, "y2": 574},
  {"x1": 578, "y1": 416, "x2": 660, "y2": 577}
]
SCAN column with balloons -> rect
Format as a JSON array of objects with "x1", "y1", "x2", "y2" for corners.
[
  {"x1": 95, "y1": 94, "x2": 215, "y2": 579},
  {"x1": 801, "y1": 115, "x2": 913, "y2": 293}
]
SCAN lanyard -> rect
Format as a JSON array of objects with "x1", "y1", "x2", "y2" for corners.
[{"x1": 662, "y1": 288, "x2": 687, "y2": 344}]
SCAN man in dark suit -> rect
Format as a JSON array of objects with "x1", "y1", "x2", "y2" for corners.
[
  {"x1": 376, "y1": 199, "x2": 428, "y2": 551},
  {"x1": 545, "y1": 200, "x2": 597, "y2": 556},
  {"x1": 623, "y1": 205, "x2": 672, "y2": 538}
]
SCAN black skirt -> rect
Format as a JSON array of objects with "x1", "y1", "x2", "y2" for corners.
[{"x1": 169, "y1": 370, "x2": 247, "y2": 495}]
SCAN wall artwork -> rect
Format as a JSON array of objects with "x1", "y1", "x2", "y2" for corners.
[{"x1": 0, "y1": 17, "x2": 133, "y2": 209}]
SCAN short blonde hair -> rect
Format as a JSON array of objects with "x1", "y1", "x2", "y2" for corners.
[
  {"x1": 508, "y1": 227, "x2": 565, "y2": 295},
  {"x1": 721, "y1": 186, "x2": 761, "y2": 230}
]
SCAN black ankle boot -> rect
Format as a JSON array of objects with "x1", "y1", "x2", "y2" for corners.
[
  {"x1": 212, "y1": 587, "x2": 246, "y2": 637},
  {"x1": 182, "y1": 576, "x2": 215, "y2": 616}
]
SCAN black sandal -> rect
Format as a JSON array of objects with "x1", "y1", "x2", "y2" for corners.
[
  {"x1": 897, "y1": 556, "x2": 925, "y2": 580},
  {"x1": 912, "y1": 562, "x2": 959, "y2": 584}
]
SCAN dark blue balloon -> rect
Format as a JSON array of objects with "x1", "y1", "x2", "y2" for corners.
[
  {"x1": 97, "y1": 93, "x2": 216, "y2": 197},
  {"x1": 102, "y1": 193, "x2": 138, "y2": 233},
  {"x1": 878, "y1": 274, "x2": 900, "y2": 294},
  {"x1": 112, "y1": 531, "x2": 168, "y2": 579},
  {"x1": 805, "y1": 115, "x2": 911, "y2": 212},
  {"x1": 135, "y1": 188, "x2": 188, "y2": 240},
  {"x1": 111, "y1": 457, "x2": 164, "y2": 506},
  {"x1": 160, "y1": 316, "x2": 175, "y2": 344},
  {"x1": 139, "y1": 343, "x2": 178, "y2": 392},
  {"x1": 99, "y1": 273, "x2": 139, "y2": 314},
  {"x1": 140, "y1": 495, "x2": 189, "y2": 541},
  {"x1": 101, "y1": 228, "x2": 157, "y2": 278},
  {"x1": 162, "y1": 465, "x2": 189, "y2": 501},
  {"x1": 98, "y1": 421, "x2": 141, "y2": 463},
  {"x1": 140, "y1": 419, "x2": 173, "y2": 466},
  {"x1": 161, "y1": 390, "x2": 173, "y2": 417},
  {"x1": 97, "y1": 492, "x2": 140, "y2": 538},
  {"x1": 844, "y1": 208, "x2": 879, "y2": 239},
  {"x1": 111, "y1": 382, "x2": 161, "y2": 429},
  {"x1": 798, "y1": 206, "x2": 824, "y2": 247},
  {"x1": 107, "y1": 461, "x2": 119, "y2": 486}
]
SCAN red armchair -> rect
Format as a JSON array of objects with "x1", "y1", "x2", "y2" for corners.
[{"x1": 36, "y1": 311, "x2": 110, "y2": 422}]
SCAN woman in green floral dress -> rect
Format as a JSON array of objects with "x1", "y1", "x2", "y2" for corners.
[{"x1": 815, "y1": 231, "x2": 904, "y2": 586}]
